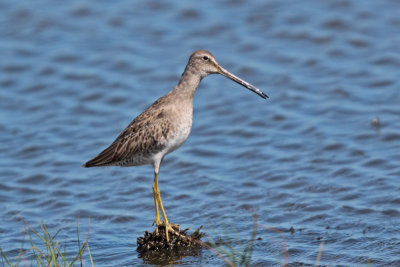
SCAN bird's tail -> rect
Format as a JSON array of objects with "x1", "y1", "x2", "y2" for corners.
[{"x1": 82, "y1": 142, "x2": 119, "y2": 168}]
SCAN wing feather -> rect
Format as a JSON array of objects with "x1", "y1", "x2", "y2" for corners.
[{"x1": 83, "y1": 110, "x2": 173, "y2": 167}]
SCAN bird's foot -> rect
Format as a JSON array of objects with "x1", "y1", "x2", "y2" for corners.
[
  {"x1": 153, "y1": 218, "x2": 163, "y2": 233},
  {"x1": 163, "y1": 222, "x2": 184, "y2": 242},
  {"x1": 153, "y1": 219, "x2": 182, "y2": 241},
  {"x1": 153, "y1": 218, "x2": 163, "y2": 227}
]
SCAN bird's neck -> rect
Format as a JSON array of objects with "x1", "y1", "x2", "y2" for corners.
[{"x1": 173, "y1": 66, "x2": 203, "y2": 99}]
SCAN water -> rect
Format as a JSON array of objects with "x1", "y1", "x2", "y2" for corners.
[{"x1": 1, "y1": 0, "x2": 399, "y2": 266}]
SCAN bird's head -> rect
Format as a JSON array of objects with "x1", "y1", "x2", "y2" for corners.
[
  {"x1": 187, "y1": 49, "x2": 268, "y2": 99},
  {"x1": 188, "y1": 50, "x2": 220, "y2": 76}
]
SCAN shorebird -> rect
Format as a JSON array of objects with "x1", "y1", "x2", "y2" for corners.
[{"x1": 83, "y1": 50, "x2": 268, "y2": 241}]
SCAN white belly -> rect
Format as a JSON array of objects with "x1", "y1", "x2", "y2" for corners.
[
  {"x1": 149, "y1": 119, "x2": 192, "y2": 172},
  {"x1": 164, "y1": 122, "x2": 191, "y2": 155}
]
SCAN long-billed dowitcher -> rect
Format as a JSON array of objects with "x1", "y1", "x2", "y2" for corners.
[{"x1": 83, "y1": 50, "x2": 268, "y2": 241}]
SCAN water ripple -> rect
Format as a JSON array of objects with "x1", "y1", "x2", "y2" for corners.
[{"x1": 0, "y1": 0, "x2": 399, "y2": 266}]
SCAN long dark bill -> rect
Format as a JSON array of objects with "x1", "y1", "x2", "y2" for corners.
[{"x1": 218, "y1": 66, "x2": 268, "y2": 99}]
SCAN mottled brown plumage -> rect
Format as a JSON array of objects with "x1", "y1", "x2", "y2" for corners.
[
  {"x1": 83, "y1": 50, "x2": 267, "y2": 241},
  {"x1": 83, "y1": 94, "x2": 178, "y2": 168}
]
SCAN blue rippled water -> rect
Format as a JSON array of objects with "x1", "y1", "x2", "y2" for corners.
[{"x1": 1, "y1": 0, "x2": 399, "y2": 266}]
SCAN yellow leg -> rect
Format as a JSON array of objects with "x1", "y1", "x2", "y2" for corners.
[
  {"x1": 152, "y1": 174, "x2": 162, "y2": 229},
  {"x1": 153, "y1": 171, "x2": 179, "y2": 241}
]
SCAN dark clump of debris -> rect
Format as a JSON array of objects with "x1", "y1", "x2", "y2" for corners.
[{"x1": 137, "y1": 224, "x2": 204, "y2": 253}]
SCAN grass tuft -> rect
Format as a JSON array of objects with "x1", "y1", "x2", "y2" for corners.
[
  {"x1": 204, "y1": 213, "x2": 258, "y2": 267},
  {"x1": 1, "y1": 218, "x2": 93, "y2": 267}
]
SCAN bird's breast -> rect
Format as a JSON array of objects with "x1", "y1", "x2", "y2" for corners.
[
  {"x1": 162, "y1": 103, "x2": 193, "y2": 155},
  {"x1": 164, "y1": 114, "x2": 192, "y2": 155},
  {"x1": 165, "y1": 128, "x2": 189, "y2": 156}
]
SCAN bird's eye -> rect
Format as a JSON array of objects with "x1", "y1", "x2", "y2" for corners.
[{"x1": 202, "y1": 56, "x2": 209, "y2": 61}]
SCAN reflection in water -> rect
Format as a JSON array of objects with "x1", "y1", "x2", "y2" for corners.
[{"x1": 138, "y1": 245, "x2": 204, "y2": 266}]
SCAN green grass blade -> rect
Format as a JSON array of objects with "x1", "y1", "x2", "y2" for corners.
[
  {"x1": 28, "y1": 230, "x2": 45, "y2": 266},
  {"x1": 0, "y1": 248, "x2": 15, "y2": 267},
  {"x1": 222, "y1": 224, "x2": 238, "y2": 263},
  {"x1": 2, "y1": 219, "x2": 93, "y2": 267},
  {"x1": 54, "y1": 245, "x2": 69, "y2": 267},
  {"x1": 87, "y1": 241, "x2": 94, "y2": 267},
  {"x1": 241, "y1": 214, "x2": 258, "y2": 266}
]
